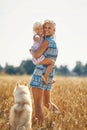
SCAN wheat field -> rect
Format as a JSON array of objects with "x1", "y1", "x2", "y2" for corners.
[{"x1": 0, "y1": 75, "x2": 87, "y2": 130}]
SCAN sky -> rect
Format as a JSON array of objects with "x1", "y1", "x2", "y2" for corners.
[{"x1": 0, "y1": 0, "x2": 87, "y2": 70}]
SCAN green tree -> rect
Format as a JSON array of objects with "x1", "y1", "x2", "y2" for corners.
[
  {"x1": 20, "y1": 59, "x2": 35, "y2": 75},
  {"x1": 83, "y1": 63, "x2": 87, "y2": 76},
  {"x1": 4, "y1": 64, "x2": 16, "y2": 74},
  {"x1": 58, "y1": 65, "x2": 70, "y2": 75},
  {"x1": 73, "y1": 61, "x2": 84, "y2": 76},
  {"x1": 0, "y1": 65, "x2": 3, "y2": 72}
]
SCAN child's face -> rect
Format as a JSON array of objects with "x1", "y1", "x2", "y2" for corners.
[
  {"x1": 43, "y1": 23, "x2": 55, "y2": 37},
  {"x1": 36, "y1": 25, "x2": 43, "y2": 35}
]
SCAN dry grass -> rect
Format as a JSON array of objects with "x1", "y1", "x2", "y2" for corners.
[{"x1": 0, "y1": 75, "x2": 87, "y2": 130}]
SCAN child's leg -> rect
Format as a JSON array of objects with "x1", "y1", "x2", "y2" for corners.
[
  {"x1": 39, "y1": 58, "x2": 54, "y2": 84},
  {"x1": 40, "y1": 58, "x2": 54, "y2": 78}
]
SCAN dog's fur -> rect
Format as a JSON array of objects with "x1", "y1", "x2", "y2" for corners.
[{"x1": 9, "y1": 83, "x2": 32, "y2": 130}]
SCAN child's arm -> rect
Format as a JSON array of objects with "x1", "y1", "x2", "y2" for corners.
[
  {"x1": 32, "y1": 40, "x2": 48, "y2": 59},
  {"x1": 29, "y1": 47, "x2": 38, "y2": 56}
]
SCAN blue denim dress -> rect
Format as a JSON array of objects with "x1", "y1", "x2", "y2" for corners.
[{"x1": 30, "y1": 36, "x2": 58, "y2": 90}]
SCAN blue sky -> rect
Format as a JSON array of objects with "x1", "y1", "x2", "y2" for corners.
[{"x1": 0, "y1": 0, "x2": 87, "y2": 69}]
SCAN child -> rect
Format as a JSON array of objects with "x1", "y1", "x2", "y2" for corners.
[{"x1": 30, "y1": 22, "x2": 55, "y2": 84}]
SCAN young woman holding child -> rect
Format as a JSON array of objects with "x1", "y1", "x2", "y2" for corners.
[
  {"x1": 30, "y1": 21, "x2": 55, "y2": 84},
  {"x1": 30, "y1": 19, "x2": 60, "y2": 127}
]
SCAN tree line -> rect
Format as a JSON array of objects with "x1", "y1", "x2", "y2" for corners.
[{"x1": 0, "y1": 60, "x2": 87, "y2": 76}]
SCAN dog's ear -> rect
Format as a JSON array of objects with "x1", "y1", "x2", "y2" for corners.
[
  {"x1": 24, "y1": 82, "x2": 31, "y2": 89},
  {"x1": 24, "y1": 83, "x2": 27, "y2": 86},
  {"x1": 16, "y1": 82, "x2": 20, "y2": 88},
  {"x1": 25, "y1": 83, "x2": 31, "y2": 90}
]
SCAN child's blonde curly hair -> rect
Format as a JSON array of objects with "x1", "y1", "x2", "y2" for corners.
[{"x1": 33, "y1": 22, "x2": 43, "y2": 33}]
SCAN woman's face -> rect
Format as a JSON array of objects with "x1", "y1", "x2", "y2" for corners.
[{"x1": 43, "y1": 23, "x2": 55, "y2": 37}]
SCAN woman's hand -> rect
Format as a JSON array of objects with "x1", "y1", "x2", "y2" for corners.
[{"x1": 33, "y1": 40, "x2": 48, "y2": 59}]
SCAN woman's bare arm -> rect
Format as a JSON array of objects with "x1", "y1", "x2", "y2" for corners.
[{"x1": 32, "y1": 40, "x2": 48, "y2": 59}]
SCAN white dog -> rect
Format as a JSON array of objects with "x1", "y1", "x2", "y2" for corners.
[{"x1": 9, "y1": 83, "x2": 32, "y2": 130}]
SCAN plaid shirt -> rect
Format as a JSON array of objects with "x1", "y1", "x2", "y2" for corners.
[{"x1": 30, "y1": 36, "x2": 58, "y2": 90}]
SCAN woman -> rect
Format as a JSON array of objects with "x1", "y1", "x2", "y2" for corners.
[{"x1": 30, "y1": 20, "x2": 59, "y2": 127}]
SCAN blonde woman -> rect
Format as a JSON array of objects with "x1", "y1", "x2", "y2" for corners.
[
  {"x1": 30, "y1": 21, "x2": 55, "y2": 84},
  {"x1": 30, "y1": 20, "x2": 59, "y2": 127}
]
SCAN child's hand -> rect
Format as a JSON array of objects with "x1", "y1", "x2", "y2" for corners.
[
  {"x1": 29, "y1": 49, "x2": 32, "y2": 52},
  {"x1": 29, "y1": 49, "x2": 34, "y2": 56},
  {"x1": 29, "y1": 49, "x2": 33, "y2": 55}
]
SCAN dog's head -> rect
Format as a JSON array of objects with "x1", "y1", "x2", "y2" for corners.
[
  {"x1": 14, "y1": 82, "x2": 29, "y2": 94},
  {"x1": 14, "y1": 82, "x2": 31, "y2": 104}
]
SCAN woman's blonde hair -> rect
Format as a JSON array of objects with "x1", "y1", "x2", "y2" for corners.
[
  {"x1": 43, "y1": 20, "x2": 56, "y2": 38},
  {"x1": 43, "y1": 19, "x2": 56, "y2": 30}
]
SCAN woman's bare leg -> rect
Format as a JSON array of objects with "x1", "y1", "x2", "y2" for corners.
[
  {"x1": 43, "y1": 90, "x2": 59, "y2": 111},
  {"x1": 43, "y1": 90, "x2": 50, "y2": 109},
  {"x1": 32, "y1": 87, "x2": 44, "y2": 126}
]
